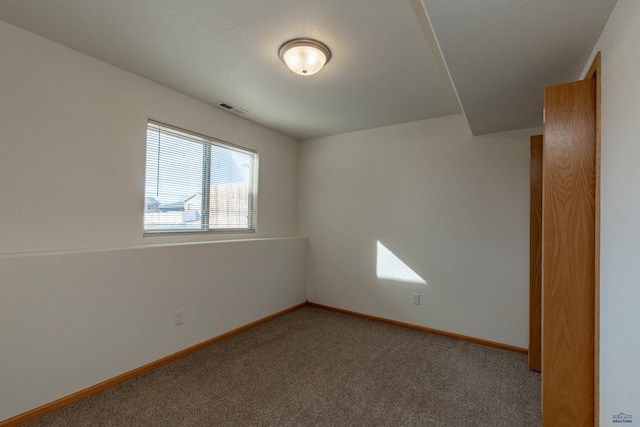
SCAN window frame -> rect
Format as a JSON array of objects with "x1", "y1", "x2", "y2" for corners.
[{"x1": 143, "y1": 120, "x2": 258, "y2": 236}]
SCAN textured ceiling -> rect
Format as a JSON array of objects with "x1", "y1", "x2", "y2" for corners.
[
  {"x1": 0, "y1": 0, "x2": 461, "y2": 140},
  {"x1": 422, "y1": 0, "x2": 618, "y2": 134},
  {"x1": 0, "y1": 0, "x2": 618, "y2": 139}
]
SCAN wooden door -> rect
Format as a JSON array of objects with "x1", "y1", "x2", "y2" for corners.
[
  {"x1": 529, "y1": 135, "x2": 543, "y2": 372},
  {"x1": 542, "y1": 77, "x2": 596, "y2": 426}
]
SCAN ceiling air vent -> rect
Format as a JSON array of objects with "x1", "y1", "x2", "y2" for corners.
[{"x1": 216, "y1": 101, "x2": 248, "y2": 116}]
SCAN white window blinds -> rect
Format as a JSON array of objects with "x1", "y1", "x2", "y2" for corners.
[{"x1": 144, "y1": 121, "x2": 257, "y2": 233}]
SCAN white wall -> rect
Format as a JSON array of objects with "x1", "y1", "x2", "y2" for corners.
[
  {"x1": 0, "y1": 21, "x2": 306, "y2": 421},
  {"x1": 582, "y1": 1, "x2": 640, "y2": 423},
  {"x1": 0, "y1": 239, "x2": 307, "y2": 420},
  {"x1": 0, "y1": 21, "x2": 299, "y2": 253},
  {"x1": 299, "y1": 114, "x2": 539, "y2": 348}
]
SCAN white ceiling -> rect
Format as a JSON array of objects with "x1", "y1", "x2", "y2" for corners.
[
  {"x1": 0, "y1": 0, "x2": 617, "y2": 139},
  {"x1": 421, "y1": 0, "x2": 618, "y2": 135}
]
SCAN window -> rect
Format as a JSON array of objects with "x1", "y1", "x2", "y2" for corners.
[{"x1": 144, "y1": 121, "x2": 257, "y2": 234}]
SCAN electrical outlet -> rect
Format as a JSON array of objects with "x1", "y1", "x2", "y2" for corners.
[
  {"x1": 412, "y1": 293, "x2": 420, "y2": 305},
  {"x1": 174, "y1": 309, "x2": 184, "y2": 326}
]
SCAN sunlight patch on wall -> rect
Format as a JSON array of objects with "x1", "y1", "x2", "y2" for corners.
[{"x1": 376, "y1": 241, "x2": 427, "y2": 285}]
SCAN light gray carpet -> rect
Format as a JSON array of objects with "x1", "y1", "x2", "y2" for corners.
[{"x1": 23, "y1": 306, "x2": 541, "y2": 426}]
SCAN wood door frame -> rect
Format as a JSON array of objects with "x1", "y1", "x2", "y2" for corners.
[
  {"x1": 529, "y1": 135, "x2": 543, "y2": 372},
  {"x1": 585, "y1": 51, "x2": 602, "y2": 427}
]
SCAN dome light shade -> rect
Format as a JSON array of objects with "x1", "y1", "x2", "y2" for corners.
[{"x1": 278, "y1": 39, "x2": 331, "y2": 76}]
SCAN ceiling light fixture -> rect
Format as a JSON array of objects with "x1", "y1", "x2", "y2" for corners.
[{"x1": 278, "y1": 38, "x2": 331, "y2": 76}]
